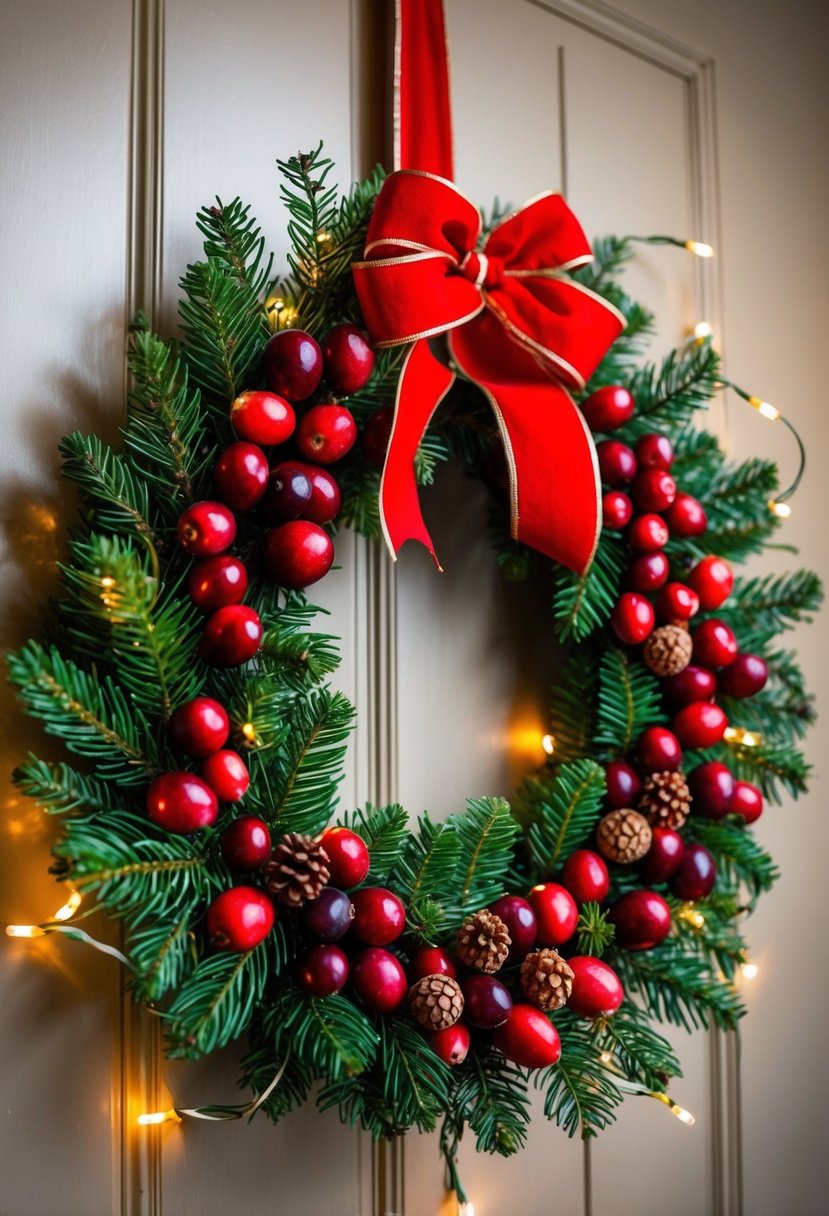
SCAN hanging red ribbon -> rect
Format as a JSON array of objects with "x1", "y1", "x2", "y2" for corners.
[{"x1": 355, "y1": 0, "x2": 624, "y2": 573}]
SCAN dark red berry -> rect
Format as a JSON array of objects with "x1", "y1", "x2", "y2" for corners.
[
  {"x1": 597, "y1": 439, "x2": 637, "y2": 486},
  {"x1": 170, "y1": 697, "x2": 230, "y2": 758},
  {"x1": 637, "y1": 726, "x2": 683, "y2": 772},
  {"x1": 263, "y1": 521, "x2": 334, "y2": 589},
  {"x1": 664, "y1": 492, "x2": 707, "y2": 538},
  {"x1": 296, "y1": 404, "x2": 357, "y2": 464},
  {"x1": 230, "y1": 390, "x2": 296, "y2": 445},
  {"x1": 302, "y1": 888, "x2": 355, "y2": 942},
  {"x1": 611, "y1": 592, "x2": 655, "y2": 644},
  {"x1": 321, "y1": 324, "x2": 375, "y2": 395},
  {"x1": 627, "y1": 551, "x2": 670, "y2": 592},
  {"x1": 656, "y1": 582, "x2": 700, "y2": 621},
  {"x1": 527, "y1": 883, "x2": 579, "y2": 946},
  {"x1": 261, "y1": 461, "x2": 313, "y2": 522},
  {"x1": 489, "y1": 895, "x2": 537, "y2": 960},
  {"x1": 670, "y1": 843, "x2": 716, "y2": 901},
  {"x1": 220, "y1": 815, "x2": 272, "y2": 870},
  {"x1": 492, "y1": 1003, "x2": 561, "y2": 1067},
  {"x1": 320, "y1": 827, "x2": 370, "y2": 889},
  {"x1": 662, "y1": 664, "x2": 718, "y2": 706},
  {"x1": 632, "y1": 469, "x2": 677, "y2": 513},
  {"x1": 263, "y1": 329, "x2": 324, "y2": 402},
  {"x1": 640, "y1": 827, "x2": 685, "y2": 883},
  {"x1": 718, "y1": 653, "x2": 769, "y2": 698},
  {"x1": 634, "y1": 433, "x2": 674, "y2": 471},
  {"x1": 581, "y1": 385, "x2": 635, "y2": 432},
  {"x1": 566, "y1": 956, "x2": 624, "y2": 1017},
  {"x1": 351, "y1": 887, "x2": 406, "y2": 945},
  {"x1": 561, "y1": 849, "x2": 610, "y2": 904},
  {"x1": 731, "y1": 781, "x2": 763, "y2": 824},
  {"x1": 602, "y1": 490, "x2": 634, "y2": 530},
  {"x1": 350, "y1": 947, "x2": 408, "y2": 1012},
  {"x1": 207, "y1": 887, "x2": 274, "y2": 951},
  {"x1": 147, "y1": 771, "x2": 218, "y2": 833},
  {"x1": 688, "y1": 762, "x2": 735, "y2": 820},
  {"x1": 461, "y1": 975, "x2": 513, "y2": 1028},
  {"x1": 411, "y1": 946, "x2": 458, "y2": 981},
  {"x1": 362, "y1": 407, "x2": 394, "y2": 468},
  {"x1": 628, "y1": 513, "x2": 669, "y2": 552},
  {"x1": 299, "y1": 464, "x2": 342, "y2": 524},
  {"x1": 198, "y1": 604, "x2": 263, "y2": 667},
  {"x1": 605, "y1": 761, "x2": 643, "y2": 809},
  {"x1": 200, "y1": 749, "x2": 250, "y2": 802},
  {"x1": 214, "y1": 442, "x2": 269, "y2": 511},
  {"x1": 429, "y1": 1023, "x2": 471, "y2": 1066},
  {"x1": 177, "y1": 501, "x2": 236, "y2": 556},
  {"x1": 672, "y1": 701, "x2": 728, "y2": 749},
  {"x1": 188, "y1": 555, "x2": 248, "y2": 613},
  {"x1": 298, "y1": 943, "x2": 349, "y2": 995},
  {"x1": 688, "y1": 555, "x2": 734, "y2": 610},
  {"x1": 609, "y1": 889, "x2": 671, "y2": 950},
  {"x1": 693, "y1": 619, "x2": 738, "y2": 668}
]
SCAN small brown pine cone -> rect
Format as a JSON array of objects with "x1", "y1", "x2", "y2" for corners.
[
  {"x1": 520, "y1": 948, "x2": 574, "y2": 1011},
  {"x1": 456, "y1": 909, "x2": 511, "y2": 973},
  {"x1": 263, "y1": 832, "x2": 330, "y2": 907},
  {"x1": 596, "y1": 809, "x2": 652, "y2": 864},
  {"x1": 639, "y1": 770, "x2": 692, "y2": 830},
  {"x1": 643, "y1": 624, "x2": 694, "y2": 677},
  {"x1": 409, "y1": 973, "x2": 465, "y2": 1030}
]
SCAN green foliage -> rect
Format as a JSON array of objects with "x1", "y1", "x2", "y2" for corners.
[
  {"x1": 266, "y1": 984, "x2": 379, "y2": 1079},
  {"x1": 241, "y1": 1047, "x2": 313, "y2": 1123},
  {"x1": 166, "y1": 940, "x2": 279, "y2": 1058},
  {"x1": 596, "y1": 1002, "x2": 682, "y2": 1092},
  {"x1": 128, "y1": 915, "x2": 197, "y2": 1003},
  {"x1": 450, "y1": 1050, "x2": 532, "y2": 1156},
  {"x1": 375, "y1": 1018, "x2": 453, "y2": 1132},
  {"x1": 390, "y1": 813, "x2": 461, "y2": 935},
  {"x1": 341, "y1": 803, "x2": 410, "y2": 880},
  {"x1": 576, "y1": 902, "x2": 616, "y2": 956},
  {"x1": 453, "y1": 797, "x2": 520, "y2": 918},
  {"x1": 595, "y1": 649, "x2": 665, "y2": 753},
  {"x1": 685, "y1": 817, "x2": 778, "y2": 906},
  {"x1": 541, "y1": 1012, "x2": 623, "y2": 1138},
  {"x1": 718, "y1": 738, "x2": 810, "y2": 803},
  {"x1": 609, "y1": 939, "x2": 744, "y2": 1031},
  {"x1": 267, "y1": 688, "x2": 355, "y2": 835},
  {"x1": 518, "y1": 760, "x2": 606, "y2": 880},
  {"x1": 622, "y1": 341, "x2": 720, "y2": 437},
  {"x1": 13, "y1": 756, "x2": 122, "y2": 818},
  {"x1": 59, "y1": 432, "x2": 154, "y2": 541},
  {"x1": 260, "y1": 600, "x2": 342, "y2": 691},
  {"x1": 552, "y1": 535, "x2": 626, "y2": 641},
  {"x1": 718, "y1": 570, "x2": 823, "y2": 649},
  {"x1": 545, "y1": 652, "x2": 599, "y2": 764}
]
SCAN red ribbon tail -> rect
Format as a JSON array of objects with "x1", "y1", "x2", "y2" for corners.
[
  {"x1": 380, "y1": 339, "x2": 455, "y2": 570},
  {"x1": 396, "y1": 0, "x2": 454, "y2": 178}
]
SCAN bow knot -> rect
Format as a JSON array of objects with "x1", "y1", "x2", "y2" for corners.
[{"x1": 457, "y1": 250, "x2": 504, "y2": 290}]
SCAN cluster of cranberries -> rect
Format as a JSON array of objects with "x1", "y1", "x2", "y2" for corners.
[{"x1": 176, "y1": 324, "x2": 375, "y2": 666}]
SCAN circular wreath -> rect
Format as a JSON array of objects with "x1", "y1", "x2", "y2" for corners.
[{"x1": 7, "y1": 146, "x2": 820, "y2": 1195}]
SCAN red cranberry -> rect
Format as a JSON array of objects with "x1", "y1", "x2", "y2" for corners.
[
  {"x1": 214, "y1": 442, "x2": 269, "y2": 511},
  {"x1": 527, "y1": 883, "x2": 579, "y2": 946},
  {"x1": 609, "y1": 889, "x2": 671, "y2": 950},
  {"x1": 637, "y1": 727, "x2": 683, "y2": 772},
  {"x1": 731, "y1": 781, "x2": 763, "y2": 824},
  {"x1": 656, "y1": 582, "x2": 700, "y2": 621},
  {"x1": 492, "y1": 1004, "x2": 561, "y2": 1068},
  {"x1": 670, "y1": 843, "x2": 716, "y2": 901},
  {"x1": 298, "y1": 943, "x2": 349, "y2": 996},
  {"x1": 489, "y1": 895, "x2": 537, "y2": 959},
  {"x1": 230, "y1": 390, "x2": 295, "y2": 445},
  {"x1": 634, "y1": 433, "x2": 674, "y2": 471},
  {"x1": 566, "y1": 956, "x2": 624, "y2": 1017},
  {"x1": 718, "y1": 653, "x2": 769, "y2": 698},
  {"x1": 188, "y1": 555, "x2": 248, "y2": 613},
  {"x1": 688, "y1": 555, "x2": 734, "y2": 610},
  {"x1": 260, "y1": 461, "x2": 313, "y2": 521},
  {"x1": 611, "y1": 592, "x2": 655, "y2": 645},
  {"x1": 302, "y1": 888, "x2": 355, "y2": 941},
  {"x1": 350, "y1": 947, "x2": 408, "y2": 1012},
  {"x1": 429, "y1": 1023, "x2": 471, "y2": 1066},
  {"x1": 602, "y1": 490, "x2": 634, "y2": 530},
  {"x1": 200, "y1": 749, "x2": 250, "y2": 802},
  {"x1": 461, "y1": 975, "x2": 513, "y2": 1028},
  {"x1": 627, "y1": 552, "x2": 669, "y2": 592},
  {"x1": 640, "y1": 828, "x2": 685, "y2": 883},
  {"x1": 688, "y1": 762, "x2": 735, "y2": 820},
  {"x1": 628, "y1": 513, "x2": 669, "y2": 552},
  {"x1": 170, "y1": 696, "x2": 230, "y2": 758},
  {"x1": 299, "y1": 464, "x2": 342, "y2": 524},
  {"x1": 662, "y1": 664, "x2": 717, "y2": 706},
  {"x1": 206, "y1": 887, "x2": 274, "y2": 951},
  {"x1": 411, "y1": 946, "x2": 457, "y2": 981},
  {"x1": 320, "y1": 827, "x2": 370, "y2": 889},
  {"x1": 146, "y1": 771, "x2": 218, "y2": 833},
  {"x1": 263, "y1": 329, "x2": 324, "y2": 402},
  {"x1": 597, "y1": 439, "x2": 637, "y2": 486},
  {"x1": 672, "y1": 701, "x2": 728, "y2": 749},
  {"x1": 296, "y1": 404, "x2": 357, "y2": 464},
  {"x1": 198, "y1": 604, "x2": 263, "y2": 667},
  {"x1": 632, "y1": 469, "x2": 677, "y2": 513},
  {"x1": 362, "y1": 407, "x2": 394, "y2": 468},
  {"x1": 693, "y1": 619, "x2": 738, "y2": 668},
  {"x1": 605, "y1": 760, "x2": 643, "y2": 809},
  {"x1": 351, "y1": 887, "x2": 405, "y2": 945},
  {"x1": 561, "y1": 850, "x2": 610, "y2": 904},
  {"x1": 220, "y1": 815, "x2": 272, "y2": 870},
  {"x1": 177, "y1": 501, "x2": 236, "y2": 556},
  {"x1": 581, "y1": 385, "x2": 635, "y2": 432},
  {"x1": 665, "y1": 492, "x2": 707, "y2": 538},
  {"x1": 263, "y1": 521, "x2": 334, "y2": 589},
  {"x1": 321, "y1": 324, "x2": 375, "y2": 395}
]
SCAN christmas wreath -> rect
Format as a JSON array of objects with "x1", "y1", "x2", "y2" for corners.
[{"x1": 5, "y1": 138, "x2": 821, "y2": 1198}]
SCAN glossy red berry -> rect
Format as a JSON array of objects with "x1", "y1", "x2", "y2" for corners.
[
  {"x1": 302, "y1": 888, "x2": 355, "y2": 941},
  {"x1": 634, "y1": 433, "x2": 674, "y2": 471},
  {"x1": 351, "y1": 887, "x2": 406, "y2": 945},
  {"x1": 320, "y1": 827, "x2": 371, "y2": 889},
  {"x1": 693, "y1": 619, "x2": 738, "y2": 668},
  {"x1": 220, "y1": 815, "x2": 272, "y2": 871},
  {"x1": 627, "y1": 552, "x2": 669, "y2": 592},
  {"x1": 605, "y1": 760, "x2": 643, "y2": 809},
  {"x1": 718, "y1": 653, "x2": 769, "y2": 698},
  {"x1": 411, "y1": 946, "x2": 458, "y2": 981},
  {"x1": 461, "y1": 975, "x2": 513, "y2": 1028},
  {"x1": 632, "y1": 469, "x2": 677, "y2": 513},
  {"x1": 492, "y1": 1004, "x2": 561, "y2": 1068},
  {"x1": 429, "y1": 1022, "x2": 471, "y2": 1066},
  {"x1": 581, "y1": 385, "x2": 635, "y2": 432},
  {"x1": 656, "y1": 582, "x2": 700, "y2": 621},
  {"x1": 230, "y1": 390, "x2": 296, "y2": 445},
  {"x1": 731, "y1": 781, "x2": 763, "y2": 824},
  {"x1": 260, "y1": 461, "x2": 313, "y2": 522},
  {"x1": 198, "y1": 605, "x2": 263, "y2": 667},
  {"x1": 362, "y1": 407, "x2": 395, "y2": 468},
  {"x1": 640, "y1": 827, "x2": 685, "y2": 883},
  {"x1": 188, "y1": 555, "x2": 248, "y2": 613},
  {"x1": 611, "y1": 592, "x2": 655, "y2": 645},
  {"x1": 296, "y1": 404, "x2": 357, "y2": 464},
  {"x1": 688, "y1": 762, "x2": 735, "y2": 820},
  {"x1": 170, "y1": 697, "x2": 230, "y2": 758},
  {"x1": 200, "y1": 749, "x2": 250, "y2": 802},
  {"x1": 146, "y1": 771, "x2": 219, "y2": 833},
  {"x1": 298, "y1": 464, "x2": 342, "y2": 525},
  {"x1": 665, "y1": 492, "x2": 707, "y2": 538},
  {"x1": 298, "y1": 943, "x2": 349, "y2": 996},
  {"x1": 321, "y1": 324, "x2": 375, "y2": 395},
  {"x1": 628, "y1": 513, "x2": 670, "y2": 553},
  {"x1": 670, "y1": 843, "x2": 717, "y2": 901},
  {"x1": 489, "y1": 895, "x2": 538, "y2": 960},
  {"x1": 662, "y1": 664, "x2": 717, "y2": 706},
  {"x1": 566, "y1": 956, "x2": 624, "y2": 1017},
  {"x1": 688, "y1": 555, "x2": 734, "y2": 610},
  {"x1": 637, "y1": 726, "x2": 683, "y2": 772},
  {"x1": 527, "y1": 883, "x2": 579, "y2": 946},
  {"x1": 609, "y1": 889, "x2": 672, "y2": 950},
  {"x1": 177, "y1": 501, "x2": 236, "y2": 556},
  {"x1": 672, "y1": 701, "x2": 728, "y2": 749},
  {"x1": 263, "y1": 329, "x2": 324, "y2": 402},
  {"x1": 207, "y1": 886, "x2": 274, "y2": 951},
  {"x1": 214, "y1": 442, "x2": 269, "y2": 511},
  {"x1": 350, "y1": 947, "x2": 408, "y2": 1012},
  {"x1": 597, "y1": 439, "x2": 637, "y2": 486},
  {"x1": 602, "y1": 490, "x2": 634, "y2": 530},
  {"x1": 561, "y1": 850, "x2": 610, "y2": 904},
  {"x1": 263, "y1": 521, "x2": 334, "y2": 589}
]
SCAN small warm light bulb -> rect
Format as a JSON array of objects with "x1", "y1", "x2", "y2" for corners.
[
  {"x1": 241, "y1": 722, "x2": 257, "y2": 744},
  {"x1": 679, "y1": 905, "x2": 706, "y2": 930},
  {"x1": 137, "y1": 1110, "x2": 180, "y2": 1126},
  {"x1": 741, "y1": 961, "x2": 759, "y2": 981},
  {"x1": 457, "y1": 1203, "x2": 476, "y2": 1216},
  {"x1": 724, "y1": 726, "x2": 763, "y2": 748},
  {"x1": 541, "y1": 734, "x2": 556, "y2": 757},
  {"x1": 693, "y1": 321, "x2": 713, "y2": 341},
  {"x1": 747, "y1": 395, "x2": 780, "y2": 422},
  {"x1": 672, "y1": 1104, "x2": 696, "y2": 1126},
  {"x1": 315, "y1": 231, "x2": 333, "y2": 246},
  {"x1": 600, "y1": 1051, "x2": 614, "y2": 1066},
  {"x1": 685, "y1": 240, "x2": 714, "y2": 258},
  {"x1": 53, "y1": 890, "x2": 82, "y2": 922},
  {"x1": 101, "y1": 575, "x2": 116, "y2": 589},
  {"x1": 769, "y1": 499, "x2": 792, "y2": 519},
  {"x1": 6, "y1": 924, "x2": 46, "y2": 938}
]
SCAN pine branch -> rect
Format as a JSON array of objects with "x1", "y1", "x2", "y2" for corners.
[
  {"x1": 684, "y1": 817, "x2": 779, "y2": 905},
  {"x1": 553, "y1": 534, "x2": 626, "y2": 642},
  {"x1": 240, "y1": 1046, "x2": 312, "y2": 1123},
  {"x1": 390, "y1": 813, "x2": 461, "y2": 935},
  {"x1": 545, "y1": 652, "x2": 600, "y2": 765},
  {"x1": 166, "y1": 938, "x2": 278, "y2": 1057},
  {"x1": 260, "y1": 605, "x2": 342, "y2": 691},
  {"x1": 517, "y1": 760, "x2": 606, "y2": 880},
  {"x1": 717, "y1": 570, "x2": 823, "y2": 649},
  {"x1": 128, "y1": 914, "x2": 196, "y2": 1002},
  {"x1": 179, "y1": 258, "x2": 269, "y2": 406},
  {"x1": 59, "y1": 432, "x2": 155, "y2": 542},
  {"x1": 608, "y1": 939, "x2": 744, "y2": 1031},
  {"x1": 266, "y1": 984, "x2": 379, "y2": 1079},
  {"x1": 452, "y1": 1049, "x2": 532, "y2": 1156},
  {"x1": 452, "y1": 797, "x2": 520, "y2": 919},
  {"x1": 374, "y1": 1018, "x2": 453, "y2": 1133},
  {"x1": 596, "y1": 1001, "x2": 682, "y2": 1091},
  {"x1": 14, "y1": 756, "x2": 123, "y2": 818},
  {"x1": 195, "y1": 197, "x2": 274, "y2": 296},
  {"x1": 595, "y1": 650, "x2": 666, "y2": 753},
  {"x1": 541, "y1": 1012, "x2": 623, "y2": 1139},
  {"x1": 342, "y1": 803, "x2": 410, "y2": 881},
  {"x1": 576, "y1": 902, "x2": 616, "y2": 955},
  {"x1": 719, "y1": 738, "x2": 811, "y2": 802},
  {"x1": 622, "y1": 342, "x2": 720, "y2": 438},
  {"x1": 267, "y1": 689, "x2": 356, "y2": 835}
]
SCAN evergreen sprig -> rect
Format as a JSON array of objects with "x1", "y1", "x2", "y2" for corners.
[
  {"x1": 595, "y1": 649, "x2": 666, "y2": 753},
  {"x1": 519, "y1": 760, "x2": 606, "y2": 880},
  {"x1": 267, "y1": 688, "x2": 355, "y2": 835},
  {"x1": 166, "y1": 938, "x2": 280, "y2": 1057}
]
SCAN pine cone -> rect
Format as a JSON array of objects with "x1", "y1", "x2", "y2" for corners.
[
  {"x1": 639, "y1": 770, "x2": 692, "y2": 830},
  {"x1": 596, "y1": 809, "x2": 652, "y2": 864},
  {"x1": 409, "y1": 974, "x2": 465, "y2": 1030},
  {"x1": 520, "y1": 948, "x2": 574, "y2": 1011},
  {"x1": 643, "y1": 624, "x2": 693, "y2": 677},
  {"x1": 456, "y1": 909, "x2": 511, "y2": 973},
  {"x1": 263, "y1": 832, "x2": 330, "y2": 907}
]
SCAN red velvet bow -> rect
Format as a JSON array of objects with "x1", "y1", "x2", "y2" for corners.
[{"x1": 353, "y1": 170, "x2": 625, "y2": 572}]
